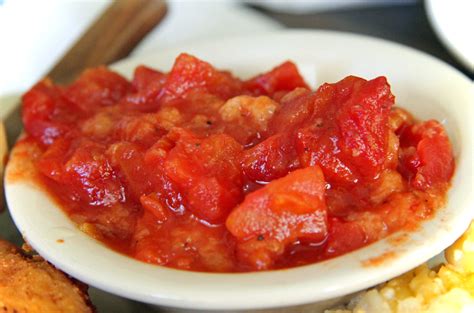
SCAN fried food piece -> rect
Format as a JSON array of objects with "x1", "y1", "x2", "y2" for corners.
[
  {"x1": 326, "y1": 222, "x2": 474, "y2": 313},
  {"x1": 0, "y1": 239, "x2": 94, "y2": 313},
  {"x1": 0, "y1": 121, "x2": 7, "y2": 212}
]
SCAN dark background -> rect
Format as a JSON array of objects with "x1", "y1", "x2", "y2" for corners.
[{"x1": 250, "y1": 1, "x2": 473, "y2": 79}]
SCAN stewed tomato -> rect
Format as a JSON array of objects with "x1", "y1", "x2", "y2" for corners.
[{"x1": 20, "y1": 54, "x2": 454, "y2": 272}]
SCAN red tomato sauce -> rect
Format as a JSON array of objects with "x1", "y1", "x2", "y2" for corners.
[{"x1": 20, "y1": 53, "x2": 454, "y2": 272}]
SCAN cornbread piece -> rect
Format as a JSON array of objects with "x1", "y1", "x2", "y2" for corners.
[
  {"x1": 325, "y1": 222, "x2": 474, "y2": 313},
  {"x1": 0, "y1": 239, "x2": 94, "y2": 313}
]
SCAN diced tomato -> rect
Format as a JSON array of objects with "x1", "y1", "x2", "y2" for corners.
[
  {"x1": 226, "y1": 166, "x2": 328, "y2": 269},
  {"x1": 62, "y1": 140, "x2": 125, "y2": 206},
  {"x1": 134, "y1": 212, "x2": 234, "y2": 272},
  {"x1": 399, "y1": 120, "x2": 454, "y2": 189},
  {"x1": 106, "y1": 142, "x2": 152, "y2": 200},
  {"x1": 132, "y1": 65, "x2": 167, "y2": 92},
  {"x1": 296, "y1": 76, "x2": 394, "y2": 185},
  {"x1": 241, "y1": 133, "x2": 297, "y2": 182},
  {"x1": 22, "y1": 79, "x2": 74, "y2": 145},
  {"x1": 65, "y1": 66, "x2": 131, "y2": 112},
  {"x1": 164, "y1": 53, "x2": 243, "y2": 100},
  {"x1": 125, "y1": 65, "x2": 167, "y2": 110},
  {"x1": 244, "y1": 61, "x2": 309, "y2": 97},
  {"x1": 37, "y1": 137, "x2": 74, "y2": 181},
  {"x1": 324, "y1": 218, "x2": 367, "y2": 257},
  {"x1": 268, "y1": 88, "x2": 316, "y2": 134},
  {"x1": 162, "y1": 129, "x2": 243, "y2": 223}
]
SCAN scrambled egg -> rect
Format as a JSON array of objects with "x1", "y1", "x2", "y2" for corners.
[{"x1": 326, "y1": 222, "x2": 474, "y2": 313}]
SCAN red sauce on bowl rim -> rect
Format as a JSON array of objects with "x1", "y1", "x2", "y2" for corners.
[{"x1": 14, "y1": 53, "x2": 454, "y2": 272}]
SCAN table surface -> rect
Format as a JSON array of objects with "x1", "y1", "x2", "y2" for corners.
[{"x1": 0, "y1": 2, "x2": 471, "y2": 313}]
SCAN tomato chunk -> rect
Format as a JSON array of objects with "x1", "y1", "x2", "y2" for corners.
[
  {"x1": 226, "y1": 166, "x2": 328, "y2": 269},
  {"x1": 244, "y1": 61, "x2": 309, "y2": 97},
  {"x1": 399, "y1": 120, "x2": 454, "y2": 189},
  {"x1": 161, "y1": 129, "x2": 244, "y2": 223},
  {"x1": 65, "y1": 66, "x2": 130, "y2": 112},
  {"x1": 39, "y1": 138, "x2": 125, "y2": 207},
  {"x1": 241, "y1": 133, "x2": 297, "y2": 182},
  {"x1": 134, "y1": 212, "x2": 235, "y2": 272},
  {"x1": 268, "y1": 88, "x2": 315, "y2": 134},
  {"x1": 22, "y1": 80, "x2": 74, "y2": 145},
  {"x1": 324, "y1": 218, "x2": 367, "y2": 257},
  {"x1": 164, "y1": 53, "x2": 243, "y2": 99},
  {"x1": 106, "y1": 142, "x2": 152, "y2": 200},
  {"x1": 125, "y1": 65, "x2": 167, "y2": 110},
  {"x1": 296, "y1": 76, "x2": 394, "y2": 185}
]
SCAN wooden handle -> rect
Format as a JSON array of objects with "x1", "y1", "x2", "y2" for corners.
[{"x1": 48, "y1": 0, "x2": 167, "y2": 84}]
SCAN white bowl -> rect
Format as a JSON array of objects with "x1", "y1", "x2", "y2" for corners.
[{"x1": 5, "y1": 30, "x2": 473, "y2": 311}]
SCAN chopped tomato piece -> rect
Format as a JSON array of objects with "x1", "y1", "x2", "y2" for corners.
[
  {"x1": 399, "y1": 120, "x2": 454, "y2": 189},
  {"x1": 268, "y1": 88, "x2": 315, "y2": 134},
  {"x1": 244, "y1": 61, "x2": 309, "y2": 97},
  {"x1": 324, "y1": 218, "x2": 367, "y2": 257},
  {"x1": 106, "y1": 142, "x2": 152, "y2": 200},
  {"x1": 241, "y1": 133, "x2": 297, "y2": 182},
  {"x1": 66, "y1": 140, "x2": 125, "y2": 206},
  {"x1": 65, "y1": 66, "x2": 130, "y2": 112},
  {"x1": 226, "y1": 166, "x2": 328, "y2": 269},
  {"x1": 164, "y1": 53, "x2": 243, "y2": 99},
  {"x1": 125, "y1": 65, "x2": 167, "y2": 110},
  {"x1": 162, "y1": 129, "x2": 244, "y2": 223},
  {"x1": 132, "y1": 65, "x2": 167, "y2": 92},
  {"x1": 22, "y1": 79, "x2": 74, "y2": 145},
  {"x1": 134, "y1": 212, "x2": 234, "y2": 272},
  {"x1": 296, "y1": 76, "x2": 394, "y2": 185},
  {"x1": 37, "y1": 137, "x2": 74, "y2": 181}
]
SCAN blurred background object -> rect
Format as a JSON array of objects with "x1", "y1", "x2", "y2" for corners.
[
  {"x1": 0, "y1": 0, "x2": 471, "y2": 105},
  {"x1": 425, "y1": 0, "x2": 473, "y2": 71},
  {"x1": 247, "y1": 0, "x2": 417, "y2": 14}
]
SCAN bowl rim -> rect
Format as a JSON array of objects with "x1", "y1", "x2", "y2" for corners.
[{"x1": 5, "y1": 29, "x2": 474, "y2": 310}]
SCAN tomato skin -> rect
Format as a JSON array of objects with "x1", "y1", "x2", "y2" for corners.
[
  {"x1": 65, "y1": 67, "x2": 131, "y2": 112},
  {"x1": 399, "y1": 120, "x2": 454, "y2": 189},
  {"x1": 244, "y1": 61, "x2": 309, "y2": 97},
  {"x1": 226, "y1": 166, "x2": 328, "y2": 269},
  {"x1": 164, "y1": 53, "x2": 243, "y2": 100}
]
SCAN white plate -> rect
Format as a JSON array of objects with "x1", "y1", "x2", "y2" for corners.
[
  {"x1": 425, "y1": 0, "x2": 474, "y2": 70},
  {"x1": 5, "y1": 30, "x2": 474, "y2": 311}
]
